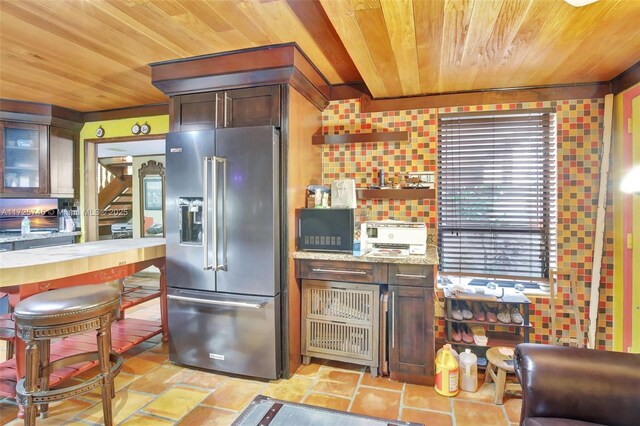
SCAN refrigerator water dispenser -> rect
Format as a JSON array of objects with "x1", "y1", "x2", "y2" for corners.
[{"x1": 178, "y1": 197, "x2": 203, "y2": 245}]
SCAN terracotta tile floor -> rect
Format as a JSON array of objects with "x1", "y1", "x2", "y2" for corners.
[{"x1": 0, "y1": 276, "x2": 522, "y2": 425}]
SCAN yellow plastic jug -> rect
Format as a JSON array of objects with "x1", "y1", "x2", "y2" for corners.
[{"x1": 435, "y1": 344, "x2": 459, "y2": 396}]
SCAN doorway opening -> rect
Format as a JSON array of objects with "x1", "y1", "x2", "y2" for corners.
[{"x1": 84, "y1": 136, "x2": 165, "y2": 241}]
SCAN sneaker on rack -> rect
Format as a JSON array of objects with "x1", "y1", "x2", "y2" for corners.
[
  {"x1": 461, "y1": 324, "x2": 474, "y2": 344},
  {"x1": 510, "y1": 305, "x2": 524, "y2": 324},
  {"x1": 451, "y1": 301, "x2": 463, "y2": 321},
  {"x1": 472, "y1": 302, "x2": 486, "y2": 321},
  {"x1": 459, "y1": 301, "x2": 473, "y2": 320},
  {"x1": 497, "y1": 305, "x2": 511, "y2": 324},
  {"x1": 483, "y1": 303, "x2": 497, "y2": 323},
  {"x1": 451, "y1": 323, "x2": 462, "y2": 342}
]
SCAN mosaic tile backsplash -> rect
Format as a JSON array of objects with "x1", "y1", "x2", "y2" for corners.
[{"x1": 322, "y1": 98, "x2": 613, "y2": 350}]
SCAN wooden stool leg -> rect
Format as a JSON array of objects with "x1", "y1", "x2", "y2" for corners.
[
  {"x1": 6, "y1": 340, "x2": 14, "y2": 360},
  {"x1": 494, "y1": 368, "x2": 507, "y2": 405},
  {"x1": 97, "y1": 324, "x2": 115, "y2": 426},
  {"x1": 24, "y1": 339, "x2": 40, "y2": 426},
  {"x1": 38, "y1": 339, "x2": 51, "y2": 418},
  {"x1": 484, "y1": 362, "x2": 494, "y2": 384}
]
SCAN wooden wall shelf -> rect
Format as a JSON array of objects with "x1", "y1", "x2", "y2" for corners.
[
  {"x1": 312, "y1": 131, "x2": 408, "y2": 145},
  {"x1": 357, "y1": 188, "x2": 435, "y2": 200}
]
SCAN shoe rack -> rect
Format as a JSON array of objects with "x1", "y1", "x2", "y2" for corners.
[{"x1": 443, "y1": 288, "x2": 531, "y2": 352}]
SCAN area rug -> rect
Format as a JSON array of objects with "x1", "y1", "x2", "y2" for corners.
[{"x1": 232, "y1": 395, "x2": 422, "y2": 426}]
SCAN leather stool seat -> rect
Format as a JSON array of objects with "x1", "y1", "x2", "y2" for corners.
[
  {"x1": 14, "y1": 285, "x2": 120, "y2": 327},
  {"x1": 14, "y1": 284, "x2": 123, "y2": 425}
]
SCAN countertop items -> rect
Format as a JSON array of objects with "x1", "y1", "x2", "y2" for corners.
[
  {"x1": 0, "y1": 231, "x2": 81, "y2": 244},
  {"x1": 293, "y1": 245, "x2": 438, "y2": 265}
]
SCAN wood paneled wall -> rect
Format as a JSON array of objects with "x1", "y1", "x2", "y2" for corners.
[{"x1": 286, "y1": 87, "x2": 322, "y2": 375}]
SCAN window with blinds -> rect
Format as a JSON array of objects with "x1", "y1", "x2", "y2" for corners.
[{"x1": 437, "y1": 110, "x2": 557, "y2": 280}]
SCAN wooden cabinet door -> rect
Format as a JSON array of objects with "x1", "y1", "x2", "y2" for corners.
[
  {"x1": 0, "y1": 121, "x2": 48, "y2": 195},
  {"x1": 49, "y1": 126, "x2": 78, "y2": 197},
  {"x1": 170, "y1": 86, "x2": 280, "y2": 131},
  {"x1": 224, "y1": 86, "x2": 281, "y2": 128},
  {"x1": 389, "y1": 285, "x2": 435, "y2": 385},
  {"x1": 170, "y1": 92, "x2": 222, "y2": 131}
]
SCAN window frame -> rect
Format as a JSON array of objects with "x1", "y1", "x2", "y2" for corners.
[{"x1": 436, "y1": 109, "x2": 557, "y2": 284}]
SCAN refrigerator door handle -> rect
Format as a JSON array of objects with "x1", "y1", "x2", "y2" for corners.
[
  {"x1": 167, "y1": 294, "x2": 265, "y2": 309},
  {"x1": 220, "y1": 157, "x2": 228, "y2": 271},
  {"x1": 203, "y1": 157, "x2": 212, "y2": 270},
  {"x1": 212, "y1": 157, "x2": 219, "y2": 271},
  {"x1": 212, "y1": 156, "x2": 227, "y2": 271}
]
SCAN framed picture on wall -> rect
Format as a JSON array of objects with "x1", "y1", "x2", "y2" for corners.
[{"x1": 144, "y1": 177, "x2": 163, "y2": 210}]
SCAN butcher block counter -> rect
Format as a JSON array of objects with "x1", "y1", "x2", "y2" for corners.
[
  {"x1": 0, "y1": 238, "x2": 168, "y2": 399},
  {"x1": 294, "y1": 247, "x2": 438, "y2": 385},
  {"x1": 0, "y1": 238, "x2": 165, "y2": 287}
]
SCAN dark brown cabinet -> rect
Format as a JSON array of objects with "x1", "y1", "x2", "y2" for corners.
[
  {"x1": 170, "y1": 86, "x2": 281, "y2": 132},
  {"x1": 0, "y1": 120, "x2": 79, "y2": 198},
  {"x1": 0, "y1": 121, "x2": 48, "y2": 195},
  {"x1": 296, "y1": 258, "x2": 436, "y2": 385},
  {"x1": 389, "y1": 273, "x2": 435, "y2": 385},
  {"x1": 297, "y1": 259, "x2": 387, "y2": 284}
]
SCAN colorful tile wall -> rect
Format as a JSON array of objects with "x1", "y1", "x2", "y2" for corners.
[{"x1": 322, "y1": 98, "x2": 614, "y2": 350}]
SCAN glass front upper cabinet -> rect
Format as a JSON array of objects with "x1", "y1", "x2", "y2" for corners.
[{"x1": 1, "y1": 121, "x2": 48, "y2": 194}]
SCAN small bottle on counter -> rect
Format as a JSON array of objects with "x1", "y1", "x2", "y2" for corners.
[
  {"x1": 21, "y1": 216, "x2": 31, "y2": 235},
  {"x1": 378, "y1": 169, "x2": 385, "y2": 187}
]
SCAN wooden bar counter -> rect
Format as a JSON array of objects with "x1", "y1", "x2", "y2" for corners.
[{"x1": 0, "y1": 238, "x2": 168, "y2": 399}]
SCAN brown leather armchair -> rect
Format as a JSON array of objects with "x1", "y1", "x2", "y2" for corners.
[{"x1": 513, "y1": 343, "x2": 640, "y2": 426}]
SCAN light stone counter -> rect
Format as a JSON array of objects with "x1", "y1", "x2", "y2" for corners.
[
  {"x1": 0, "y1": 231, "x2": 81, "y2": 244},
  {"x1": 0, "y1": 238, "x2": 165, "y2": 287},
  {"x1": 293, "y1": 245, "x2": 438, "y2": 265}
]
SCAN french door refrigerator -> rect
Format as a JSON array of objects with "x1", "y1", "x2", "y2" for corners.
[{"x1": 165, "y1": 126, "x2": 281, "y2": 380}]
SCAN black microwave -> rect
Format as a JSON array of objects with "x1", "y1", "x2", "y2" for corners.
[{"x1": 298, "y1": 208, "x2": 354, "y2": 253}]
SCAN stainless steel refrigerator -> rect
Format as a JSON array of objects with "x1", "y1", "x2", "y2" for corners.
[{"x1": 165, "y1": 126, "x2": 281, "y2": 380}]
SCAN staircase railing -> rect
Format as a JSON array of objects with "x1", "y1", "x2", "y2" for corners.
[{"x1": 99, "y1": 163, "x2": 116, "y2": 193}]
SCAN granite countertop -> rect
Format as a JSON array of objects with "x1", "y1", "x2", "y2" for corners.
[
  {"x1": 0, "y1": 231, "x2": 82, "y2": 244},
  {"x1": 293, "y1": 246, "x2": 439, "y2": 265}
]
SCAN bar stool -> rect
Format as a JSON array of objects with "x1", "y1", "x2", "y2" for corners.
[
  {"x1": 0, "y1": 315, "x2": 15, "y2": 360},
  {"x1": 484, "y1": 346, "x2": 521, "y2": 404},
  {"x1": 0, "y1": 292, "x2": 15, "y2": 360},
  {"x1": 13, "y1": 285, "x2": 123, "y2": 425}
]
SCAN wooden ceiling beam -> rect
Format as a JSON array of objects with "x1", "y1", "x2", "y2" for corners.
[
  {"x1": 284, "y1": 0, "x2": 361, "y2": 84},
  {"x1": 360, "y1": 82, "x2": 611, "y2": 113},
  {"x1": 611, "y1": 61, "x2": 640, "y2": 95},
  {"x1": 83, "y1": 104, "x2": 169, "y2": 122}
]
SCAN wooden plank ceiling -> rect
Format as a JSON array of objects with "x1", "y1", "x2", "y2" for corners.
[
  {"x1": 0, "y1": 0, "x2": 360, "y2": 112},
  {"x1": 321, "y1": 0, "x2": 640, "y2": 98},
  {"x1": 0, "y1": 0, "x2": 638, "y2": 112}
]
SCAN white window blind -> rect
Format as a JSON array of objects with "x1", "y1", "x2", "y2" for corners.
[{"x1": 437, "y1": 110, "x2": 557, "y2": 280}]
